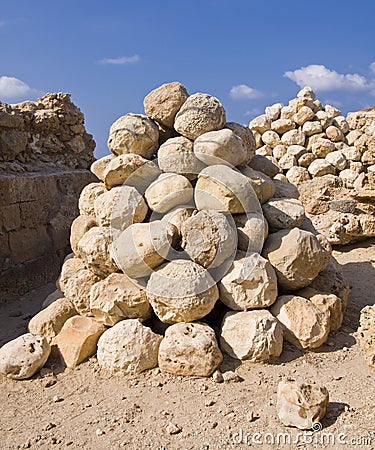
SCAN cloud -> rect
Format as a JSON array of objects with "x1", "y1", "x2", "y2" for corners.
[
  {"x1": 370, "y1": 62, "x2": 375, "y2": 74},
  {"x1": 244, "y1": 108, "x2": 262, "y2": 117},
  {"x1": 97, "y1": 54, "x2": 140, "y2": 65},
  {"x1": 284, "y1": 64, "x2": 372, "y2": 92},
  {"x1": 229, "y1": 84, "x2": 262, "y2": 99},
  {"x1": 0, "y1": 76, "x2": 35, "y2": 99}
]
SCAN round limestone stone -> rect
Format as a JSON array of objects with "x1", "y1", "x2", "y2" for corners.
[
  {"x1": 146, "y1": 259, "x2": 219, "y2": 324},
  {"x1": 78, "y1": 183, "x2": 107, "y2": 217},
  {"x1": 225, "y1": 122, "x2": 256, "y2": 163},
  {"x1": 234, "y1": 212, "x2": 268, "y2": 253},
  {"x1": 262, "y1": 198, "x2": 306, "y2": 231},
  {"x1": 70, "y1": 215, "x2": 97, "y2": 257}
]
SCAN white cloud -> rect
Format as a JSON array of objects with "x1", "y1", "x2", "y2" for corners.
[
  {"x1": 229, "y1": 84, "x2": 262, "y2": 99},
  {"x1": 370, "y1": 62, "x2": 375, "y2": 74},
  {"x1": 0, "y1": 76, "x2": 34, "y2": 99},
  {"x1": 244, "y1": 108, "x2": 262, "y2": 117},
  {"x1": 284, "y1": 64, "x2": 372, "y2": 91},
  {"x1": 98, "y1": 54, "x2": 140, "y2": 65}
]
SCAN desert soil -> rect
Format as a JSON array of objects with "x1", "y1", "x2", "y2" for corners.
[{"x1": 0, "y1": 240, "x2": 374, "y2": 450}]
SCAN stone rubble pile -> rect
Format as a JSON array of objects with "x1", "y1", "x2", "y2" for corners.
[
  {"x1": 250, "y1": 86, "x2": 374, "y2": 188},
  {"x1": 0, "y1": 82, "x2": 350, "y2": 383},
  {"x1": 250, "y1": 89, "x2": 375, "y2": 245}
]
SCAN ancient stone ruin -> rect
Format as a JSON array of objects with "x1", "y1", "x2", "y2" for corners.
[
  {"x1": 0, "y1": 82, "x2": 352, "y2": 382},
  {"x1": 0, "y1": 94, "x2": 96, "y2": 296},
  {"x1": 250, "y1": 88, "x2": 375, "y2": 245}
]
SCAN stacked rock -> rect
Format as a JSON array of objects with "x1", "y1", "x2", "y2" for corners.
[
  {"x1": 250, "y1": 86, "x2": 373, "y2": 190},
  {"x1": 0, "y1": 82, "x2": 350, "y2": 381}
]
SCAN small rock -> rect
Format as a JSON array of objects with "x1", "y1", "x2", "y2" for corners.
[
  {"x1": 166, "y1": 422, "x2": 182, "y2": 435},
  {"x1": 96, "y1": 428, "x2": 105, "y2": 436},
  {"x1": 212, "y1": 370, "x2": 224, "y2": 383},
  {"x1": 222, "y1": 371, "x2": 241, "y2": 383}
]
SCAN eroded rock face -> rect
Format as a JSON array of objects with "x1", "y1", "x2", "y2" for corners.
[
  {"x1": 219, "y1": 252, "x2": 278, "y2": 310},
  {"x1": 220, "y1": 310, "x2": 283, "y2": 361},
  {"x1": 0, "y1": 333, "x2": 50, "y2": 379},
  {"x1": 262, "y1": 198, "x2": 305, "y2": 231},
  {"x1": 97, "y1": 319, "x2": 162, "y2": 375},
  {"x1": 234, "y1": 213, "x2": 268, "y2": 253},
  {"x1": 181, "y1": 210, "x2": 237, "y2": 269},
  {"x1": 158, "y1": 322, "x2": 222, "y2": 376},
  {"x1": 143, "y1": 82, "x2": 189, "y2": 129},
  {"x1": 271, "y1": 295, "x2": 330, "y2": 349},
  {"x1": 225, "y1": 122, "x2": 256, "y2": 163},
  {"x1": 90, "y1": 273, "x2": 151, "y2": 326},
  {"x1": 277, "y1": 380, "x2": 329, "y2": 430},
  {"x1": 174, "y1": 93, "x2": 226, "y2": 140},
  {"x1": 107, "y1": 114, "x2": 159, "y2": 158},
  {"x1": 146, "y1": 260, "x2": 219, "y2": 323},
  {"x1": 78, "y1": 183, "x2": 107, "y2": 217},
  {"x1": 262, "y1": 228, "x2": 331, "y2": 290}
]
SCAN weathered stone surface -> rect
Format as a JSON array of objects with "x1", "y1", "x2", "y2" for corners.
[
  {"x1": 326, "y1": 125, "x2": 344, "y2": 142},
  {"x1": 28, "y1": 297, "x2": 77, "y2": 342},
  {"x1": 78, "y1": 183, "x2": 107, "y2": 217},
  {"x1": 308, "y1": 159, "x2": 335, "y2": 177},
  {"x1": 261, "y1": 130, "x2": 281, "y2": 148},
  {"x1": 0, "y1": 333, "x2": 50, "y2": 379},
  {"x1": 220, "y1": 310, "x2": 283, "y2": 361},
  {"x1": 311, "y1": 138, "x2": 335, "y2": 157},
  {"x1": 286, "y1": 166, "x2": 310, "y2": 184},
  {"x1": 297, "y1": 86, "x2": 316, "y2": 100},
  {"x1": 249, "y1": 114, "x2": 271, "y2": 134},
  {"x1": 219, "y1": 252, "x2": 278, "y2": 310},
  {"x1": 234, "y1": 213, "x2": 268, "y2": 253},
  {"x1": 297, "y1": 287, "x2": 343, "y2": 331},
  {"x1": 143, "y1": 82, "x2": 189, "y2": 128},
  {"x1": 271, "y1": 119, "x2": 295, "y2": 134},
  {"x1": 90, "y1": 154, "x2": 115, "y2": 181},
  {"x1": 248, "y1": 155, "x2": 280, "y2": 178},
  {"x1": 159, "y1": 322, "x2": 222, "y2": 377},
  {"x1": 90, "y1": 273, "x2": 151, "y2": 326},
  {"x1": 225, "y1": 122, "x2": 256, "y2": 163},
  {"x1": 70, "y1": 215, "x2": 97, "y2": 257},
  {"x1": 357, "y1": 305, "x2": 375, "y2": 369},
  {"x1": 94, "y1": 185, "x2": 148, "y2": 231},
  {"x1": 325, "y1": 105, "x2": 342, "y2": 118},
  {"x1": 298, "y1": 152, "x2": 317, "y2": 168},
  {"x1": 273, "y1": 179, "x2": 300, "y2": 199},
  {"x1": 262, "y1": 228, "x2": 331, "y2": 290},
  {"x1": 302, "y1": 120, "x2": 323, "y2": 136},
  {"x1": 111, "y1": 220, "x2": 176, "y2": 278},
  {"x1": 257, "y1": 145, "x2": 273, "y2": 156},
  {"x1": 271, "y1": 295, "x2": 330, "y2": 349},
  {"x1": 281, "y1": 129, "x2": 305, "y2": 146},
  {"x1": 279, "y1": 154, "x2": 297, "y2": 170},
  {"x1": 181, "y1": 210, "x2": 237, "y2": 269},
  {"x1": 239, "y1": 166, "x2": 275, "y2": 204},
  {"x1": 262, "y1": 198, "x2": 305, "y2": 231},
  {"x1": 54, "y1": 316, "x2": 106, "y2": 368},
  {"x1": 103, "y1": 153, "x2": 161, "y2": 191},
  {"x1": 174, "y1": 93, "x2": 226, "y2": 140},
  {"x1": 145, "y1": 173, "x2": 193, "y2": 213},
  {"x1": 146, "y1": 260, "x2": 219, "y2": 323},
  {"x1": 107, "y1": 113, "x2": 159, "y2": 159},
  {"x1": 325, "y1": 150, "x2": 347, "y2": 170},
  {"x1": 58, "y1": 256, "x2": 85, "y2": 292},
  {"x1": 265, "y1": 103, "x2": 283, "y2": 120},
  {"x1": 158, "y1": 136, "x2": 204, "y2": 178},
  {"x1": 339, "y1": 169, "x2": 359, "y2": 188},
  {"x1": 195, "y1": 165, "x2": 261, "y2": 214},
  {"x1": 294, "y1": 106, "x2": 315, "y2": 126},
  {"x1": 77, "y1": 226, "x2": 118, "y2": 277},
  {"x1": 62, "y1": 266, "x2": 101, "y2": 315},
  {"x1": 194, "y1": 129, "x2": 247, "y2": 166},
  {"x1": 277, "y1": 380, "x2": 329, "y2": 430},
  {"x1": 273, "y1": 144, "x2": 287, "y2": 159},
  {"x1": 316, "y1": 110, "x2": 333, "y2": 129},
  {"x1": 97, "y1": 319, "x2": 162, "y2": 375}
]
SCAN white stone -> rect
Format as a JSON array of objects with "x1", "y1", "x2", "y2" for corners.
[
  {"x1": 311, "y1": 138, "x2": 336, "y2": 157},
  {"x1": 90, "y1": 154, "x2": 115, "y2": 182},
  {"x1": 249, "y1": 114, "x2": 271, "y2": 134},
  {"x1": 294, "y1": 106, "x2": 315, "y2": 126},
  {"x1": 219, "y1": 252, "x2": 278, "y2": 310},
  {"x1": 261, "y1": 130, "x2": 281, "y2": 148},
  {"x1": 97, "y1": 319, "x2": 162, "y2": 375},
  {"x1": 326, "y1": 125, "x2": 344, "y2": 142},
  {"x1": 325, "y1": 151, "x2": 347, "y2": 170},
  {"x1": 297, "y1": 86, "x2": 316, "y2": 100},
  {"x1": 285, "y1": 166, "x2": 310, "y2": 184},
  {"x1": 281, "y1": 129, "x2": 306, "y2": 146},
  {"x1": 262, "y1": 198, "x2": 305, "y2": 231},
  {"x1": 273, "y1": 144, "x2": 287, "y2": 159},
  {"x1": 278, "y1": 154, "x2": 297, "y2": 170},
  {"x1": 333, "y1": 116, "x2": 350, "y2": 134},
  {"x1": 225, "y1": 122, "x2": 256, "y2": 164},
  {"x1": 302, "y1": 120, "x2": 323, "y2": 136},
  {"x1": 265, "y1": 103, "x2": 283, "y2": 121},
  {"x1": 325, "y1": 104, "x2": 342, "y2": 118},
  {"x1": 220, "y1": 310, "x2": 283, "y2": 361},
  {"x1": 308, "y1": 159, "x2": 336, "y2": 177},
  {"x1": 271, "y1": 118, "x2": 295, "y2": 134},
  {"x1": 158, "y1": 322, "x2": 223, "y2": 376},
  {"x1": 78, "y1": 183, "x2": 107, "y2": 217},
  {"x1": 339, "y1": 169, "x2": 359, "y2": 188},
  {"x1": 238, "y1": 166, "x2": 275, "y2": 204},
  {"x1": 0, "y1": 333, "x2": 50, "y2": 379}
]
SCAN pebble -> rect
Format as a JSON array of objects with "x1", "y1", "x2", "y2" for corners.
[
  {"x1": 96, "y1": 428, "x2": 105, "y2": 436},
  {"x1": 53, "y1": 395, "x2": 63, "y2": 403},
  {"x1": 222, "y1": 371, "x2": 240, "y2": 383},
  {"x1": 212, "y1": 370, "x2": 223, "y2": 383},
  {"x1": 166, "y1": 422, "x2": 182, "y2": 435}
]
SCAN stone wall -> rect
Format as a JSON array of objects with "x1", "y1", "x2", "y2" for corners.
[{"x1": 0, "y1": 93, "x2": 97, "y2": 299}]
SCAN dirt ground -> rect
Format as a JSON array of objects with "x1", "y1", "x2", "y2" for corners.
[{"x1": 0, "y1": 240, "x2": 374, "y2": 450}]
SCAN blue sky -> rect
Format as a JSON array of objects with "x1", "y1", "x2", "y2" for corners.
[{"x1": 1, "y1": 0, "x2": 375, "y2": 158}]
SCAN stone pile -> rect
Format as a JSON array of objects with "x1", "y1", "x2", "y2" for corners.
[
  {"x1": 0, "y1": 82, "x2": 350, "y2": 382},
  {"x1": 250, "y1": 86, "x2": 374, "y2": 188},
  {"x1": 249, "y1": 89, "x2": 375, "y2": 245}
]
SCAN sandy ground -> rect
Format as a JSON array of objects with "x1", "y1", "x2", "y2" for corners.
[{"x1": 0, "y1": 240, "x2": 374, "y2": 450}]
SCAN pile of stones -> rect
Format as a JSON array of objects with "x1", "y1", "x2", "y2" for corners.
[
  {"x1": 0, "y1": 82, "x2": 351, "y2": 381},
  {"x1": 250, "y1": 86, "x2": 374, "y2": 189}
]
